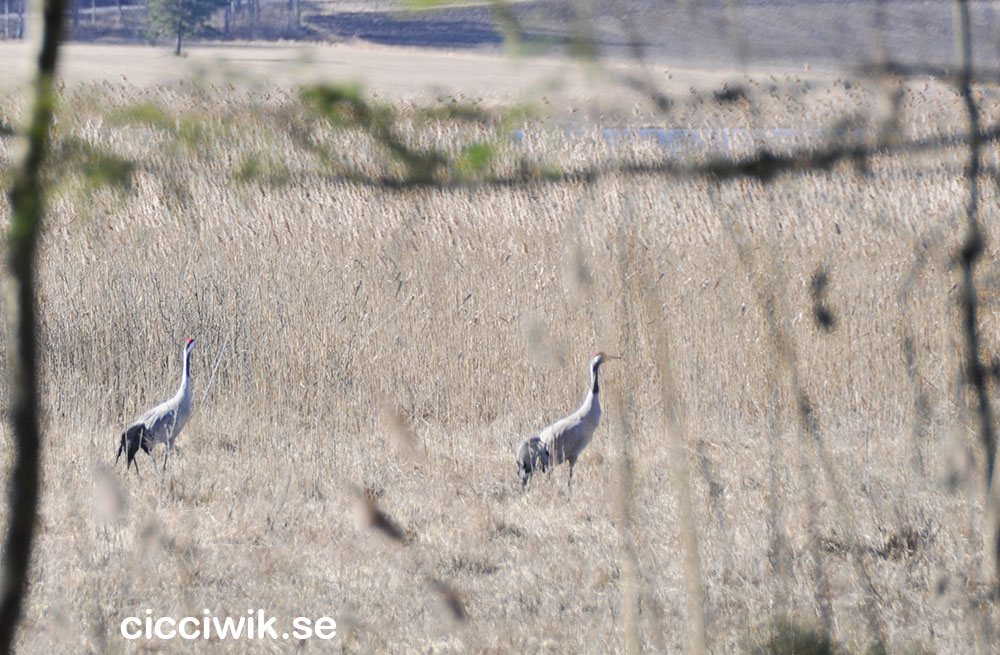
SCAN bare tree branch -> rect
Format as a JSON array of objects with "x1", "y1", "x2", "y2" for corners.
[
  {"x1": 299, "y1": 112, "x2": 1000, "y2": 190},
  {"x1": 951, "y1": 0, "x2": 1000, "y2": 590}
]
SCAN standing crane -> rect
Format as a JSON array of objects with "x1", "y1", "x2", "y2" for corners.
[
  {"x1": 531, "y1": 351, "x2": 620, "y2": 487},
  {"x1": 516, "y1": 435, "x2": 549, "y2": 488},
  {"x1": 116, "y1": 338, "x2": 196, "y2": 474}
]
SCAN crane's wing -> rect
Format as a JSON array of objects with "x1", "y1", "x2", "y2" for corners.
[
  {"x1": 540, "y1": 414, "x2": 582, "y2": 462},
  {"x1": 145, "y1": 409, "x2": 179, "y2": 437},
  {"x1": 133, "y1": 397, "x2": 173, "y2": 429}
]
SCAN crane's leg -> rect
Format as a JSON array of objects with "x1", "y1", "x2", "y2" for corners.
[
  {"x1": 567, "y1": 459, "x2": 575, "y2": 489},
  {"x1": 163, "y1": 432, "x2": 180, "y2": 472}
]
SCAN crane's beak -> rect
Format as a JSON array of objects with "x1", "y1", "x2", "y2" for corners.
[{"x1": 603, "y1": 354, "x2": 622, "y2": 362}]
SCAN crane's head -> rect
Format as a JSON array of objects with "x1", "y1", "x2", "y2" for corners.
[
  {"x1": 592, "y1": 351, "x2": 621, "y2": 368},
  {"x1": 184, "y1": 339, "x2": 196, "y2": 371}
]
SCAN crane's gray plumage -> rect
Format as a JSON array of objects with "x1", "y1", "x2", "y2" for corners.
[
  {"x1": 516, "y1": 435, "x2": 549, "y2": 487},
  {"x1": 535, "y1": 351, "x2": 619, "y2": 487},
  {"x1": 117, "y1": 338, "x2": 196, "y2": 474}
]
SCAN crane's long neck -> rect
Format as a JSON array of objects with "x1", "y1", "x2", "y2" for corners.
[
  {"x1": 177, "y1": 344, "x2": 192, "y2": 400},
  {"x1": 580, "y1": 361, "x2": 601, "y2": 424}
]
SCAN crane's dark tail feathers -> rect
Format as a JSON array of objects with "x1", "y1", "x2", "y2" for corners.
[{"x1": 116, "y1": 425, "x2": 152, "y2": 474}]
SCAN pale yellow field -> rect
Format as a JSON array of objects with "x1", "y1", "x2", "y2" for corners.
[
  {"x1": 0, "y1": 41, "x2": 810, "y2": 110},
  {"x1": 1, "y1": 42, "x2": 999, "y2": 655}
]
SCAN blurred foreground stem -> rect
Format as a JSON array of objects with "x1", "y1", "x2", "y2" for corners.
[{"x1": 0, "y1": 0, "x2": 66, "y2": 651}]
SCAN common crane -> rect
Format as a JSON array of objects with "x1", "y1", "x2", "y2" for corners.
[
  {"x1": 535, "y1": 351, "x2": 619, "y2": 487},
  {"x1": 116, "y1": 338, "x2": 196, "y2": 474}
]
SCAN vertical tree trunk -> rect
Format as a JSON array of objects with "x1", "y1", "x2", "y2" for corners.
[
  {"x1": 89, "y1": 0, "x2": 94, "y2": 27},
  {"x1": 71, "y1": 0, "x2": 78, "y2": 29},
  {"x1": 175, "y1": 19, "x2": 181, "y2": 54},
  {"x1": 3, "y1": 0, "x2": 8, "y2": 39},
  {"x1": 18, "y1": 0, "x2": 24, "y2": 37},
  {"x1": 116, "y1": 0, "x2": 122, "y2": 27},
  {"x1": 223, "y1": 0, "x2": 229, "y2": 37},
  {"x1": 0, "y1": 0, "x2": 65, "y2": 648}
]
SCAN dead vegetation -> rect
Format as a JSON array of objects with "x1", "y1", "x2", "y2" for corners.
[{"x1": 1, "y1": 51, "x2": 1000, "y2": 655}]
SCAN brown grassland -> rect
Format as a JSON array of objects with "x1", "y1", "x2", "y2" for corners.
[{"x1": 2, "y1": 43, "x2": 1000, "y2": 654}]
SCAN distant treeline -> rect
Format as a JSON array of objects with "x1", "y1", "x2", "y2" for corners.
[{"x1": 1, "y1": 0, "x2": 301, "y2": 45}]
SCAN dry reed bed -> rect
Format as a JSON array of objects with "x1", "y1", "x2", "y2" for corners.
[{"x1": 0, "y1": 76, "x2": 999, "y2": 653}]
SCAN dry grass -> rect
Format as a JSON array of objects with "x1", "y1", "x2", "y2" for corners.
[{"x1": 1, "y1": 61, "x2": 1000, "y2": 654}]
